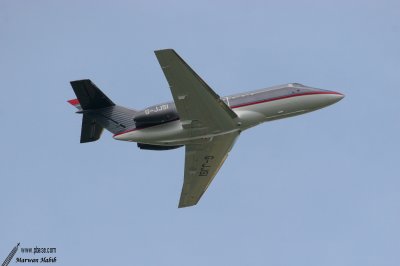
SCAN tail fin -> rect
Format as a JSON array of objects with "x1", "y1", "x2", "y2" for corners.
[{"x1": 68, "y1": 79, "x2": 137, "y2": 143}]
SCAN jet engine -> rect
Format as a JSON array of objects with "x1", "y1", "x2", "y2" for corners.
[{"x1": 134, "y1": 103, "x2": 179, "y2": 128}]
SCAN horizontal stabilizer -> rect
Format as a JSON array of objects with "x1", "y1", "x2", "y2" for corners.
[
  {"x1": 80, "y1": 114, "x2": 103, "y2": 143},
  {"x1": 70, "y1": 79, "x2": 115, "y2": 110}
]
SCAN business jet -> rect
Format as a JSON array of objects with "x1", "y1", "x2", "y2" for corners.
[{"x1": 68, "y1": 49, "x2": 344, "y2": 208}]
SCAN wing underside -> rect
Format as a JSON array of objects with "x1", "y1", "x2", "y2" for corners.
[
  {"x1": 155, "y1": 49, "x2": 240, "y2": 208},
  {"x1": 180, "y1": 132, "x2": 239, "y2": 208},
  {"x1": 155, "y1": 49, "x2": 237, "y2": 135}
]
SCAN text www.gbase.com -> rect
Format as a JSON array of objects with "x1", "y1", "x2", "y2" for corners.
[{"x1": 20, "y1": 247, "x2": 56, "y2": 255}]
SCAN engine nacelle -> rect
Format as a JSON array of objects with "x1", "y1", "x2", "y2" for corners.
[{"x1": 134, "y1": 103, "x2": 179, "y2": 128}]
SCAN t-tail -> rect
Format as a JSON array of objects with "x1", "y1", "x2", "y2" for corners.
[{"x1": 67, "y1": 79, "x2": 137, "y2": 143}]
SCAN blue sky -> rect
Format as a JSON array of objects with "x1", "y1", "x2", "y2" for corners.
[{"x1": 1, "y1": 1, "x2": 399, "y2": 265}]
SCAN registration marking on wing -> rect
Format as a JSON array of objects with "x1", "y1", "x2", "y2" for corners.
[{"x1": 199, "y1": 155, "x2": 215, "y2": 176}]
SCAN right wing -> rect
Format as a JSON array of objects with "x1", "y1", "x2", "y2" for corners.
[
  {"x1": 155, "y1": 49, "x2": 237, "y2": 134},
  {"x1": 179, "y1": 131, "x2": 239, "y2": 208}
]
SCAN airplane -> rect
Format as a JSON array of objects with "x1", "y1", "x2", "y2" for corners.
[{"x1": 68, "y1": 49, "x2": 344, "y2": 208}]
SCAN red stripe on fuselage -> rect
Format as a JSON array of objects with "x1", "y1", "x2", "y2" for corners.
[
  {"x1": 113, "y1": 91, "x2": 341, "y2": 137},
  {"x1": 230, "y1": 91, "x2": 342, "y2": 109}
]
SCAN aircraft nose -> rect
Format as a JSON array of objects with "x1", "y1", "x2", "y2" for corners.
[
  {"x1": 330, "y1": 91, "x2": 345, "y2": 103},
  {"x1": 313, "y1": 90, "x2": 344, "y2": 109},
  {"x1": 333, "y1": 91, "x2": 344, "y2": 103}
]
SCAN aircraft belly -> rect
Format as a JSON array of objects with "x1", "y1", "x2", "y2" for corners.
[
  {"x1": 114, "y1": 120, "x2": 189, "y2": 144},
  {"x1": 114, "y1": 120, "x2": 237, "y2": 145}
]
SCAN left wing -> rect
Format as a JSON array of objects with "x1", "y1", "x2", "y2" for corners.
[{"x1": 179, "y1": 131, "x2": 239, "y2": 208}]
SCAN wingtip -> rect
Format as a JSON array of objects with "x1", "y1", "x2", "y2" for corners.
[
  {"x1": 178, "y1": 202, "x2": 197, "y2": 208},
  {"x1": 154, "y1": 48, "x2": 175, "y2": 54},
  {"x1": 70, "y1": 79, "x2": 91, "y2": 84}
]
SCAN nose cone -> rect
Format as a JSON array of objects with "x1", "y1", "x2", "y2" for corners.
[
  {"x1": 310, "y1": 90, "x2": 344, "y2": 110},
  {"x1": 329, "y1": 91, "x2": 345, "y2": 104}
]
